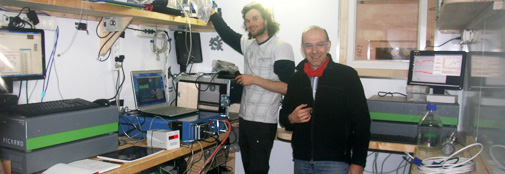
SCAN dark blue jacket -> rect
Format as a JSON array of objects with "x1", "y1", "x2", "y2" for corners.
[{"x1": 279, "y1": 54, "x2": 371, "y2": 167}]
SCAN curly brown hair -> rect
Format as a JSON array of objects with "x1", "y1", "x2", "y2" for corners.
[{"x1": 241, "y1": 2, "x2": 279, "y2": 39}]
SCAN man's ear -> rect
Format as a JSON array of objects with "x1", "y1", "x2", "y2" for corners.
[{"x1": 326, "y1": 41, "x2": 332, "y2": 52}]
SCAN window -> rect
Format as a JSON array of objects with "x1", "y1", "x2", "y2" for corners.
[{"x1": 339, "y1": 0, "x2": 436, "y2": 78}]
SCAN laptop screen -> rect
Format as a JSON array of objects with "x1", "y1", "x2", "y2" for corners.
[{"x1": 131, "y1": 70, "x2": 166, "y2": 108}]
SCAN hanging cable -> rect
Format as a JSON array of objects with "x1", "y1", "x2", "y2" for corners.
[
  {"x1": 41, "y1": 26, "x2": 60, "y2": 102},
  {"x1": 57, "y1": 0, "x2": 85, "y2": 57},
  {"x1": 52, "y1": 57, "x2": 65, "y2": 100},
  {"x1": 25, "y1": 81, "x2": 28, "y2": 103},
  {"x1": 17, "y1": 81, "x2": 23, "y2": 100},
  {"x1": 108, "y1": 61, "x2": 126, "y2": 100},
  {"x1": 425, "y1": 37, "x2": 461, "y2": 48},
  {"x1": 96, "y1": 17, "x2": 112, "y2": 39},
  {"x1": 151, "y1": 30, "x2": 171, "y2": 60},
  {"x1": 97, "y1": 31, "x2": 117, "y2": 62}
]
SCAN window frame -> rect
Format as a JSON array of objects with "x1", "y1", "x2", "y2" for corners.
[{"x1": 338, "y1": 0, "x2": 437, "y2": 79}]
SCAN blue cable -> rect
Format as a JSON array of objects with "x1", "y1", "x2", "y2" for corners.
[{"x1": 41, "y1": 26, "x2": 59, "y2": 101}]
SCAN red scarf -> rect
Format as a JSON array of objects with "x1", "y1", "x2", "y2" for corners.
[{"x1": 304, "y1": 56, "x2": 330, "y2": 77}]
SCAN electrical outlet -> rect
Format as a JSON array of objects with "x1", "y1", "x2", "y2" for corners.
[
  {"x1": 0, "y1": 12, "x2": 9, "y2": 26},
  {"x1": 103, "y1": 16, "x2": 122, "y2": 33},
  {"x1": 135, "y1": 25, "x2": 168, "y2": 38},
  {"x1": 0, "y1": 11, "x2": 57, "y2": 30}
]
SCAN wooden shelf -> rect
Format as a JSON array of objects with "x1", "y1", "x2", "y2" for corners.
[
  {"x1": 1, "y1": 0, "x2": 214, "y2": 55},
  {"x1": 1, "y1": 0, "x2": 212, "y2": 29},
  {"x1": 437, "y1": 0, "x2": 500, "y2": 33},
  {"x1": 277, "y1": 128, "x2": 416, "y2": 153}
]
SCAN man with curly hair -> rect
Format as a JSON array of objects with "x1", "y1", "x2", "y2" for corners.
[{"x1": 210, "y1": 2, "x2": 295, "y2": 173}]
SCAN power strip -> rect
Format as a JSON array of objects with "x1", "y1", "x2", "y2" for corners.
[
  {"x1": 134, "y1": 24, "x2": 169, "y2": 38},
  {"x1": 0, "y1": 11, "x2": 57, "y2": 30}
]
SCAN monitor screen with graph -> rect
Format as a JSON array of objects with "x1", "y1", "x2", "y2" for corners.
[{"x1": 407, "y1": 50, "x2": 467, "y2": 94}]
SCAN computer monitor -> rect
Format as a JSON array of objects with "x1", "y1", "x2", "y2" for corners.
[
  {"x1": 130, "y1": 70, "x2": 166, "y2": 108},
  {"x1": 174, "y1": 31, "x2": 203, "y2": 72},
  {"x1": 407, "y1": 50, "x2": 467, "y2": 94},
  {"x1": 0, "y1": 28, "x2": 46, "y2": 93}
]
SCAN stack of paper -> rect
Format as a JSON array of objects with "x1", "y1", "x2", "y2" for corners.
[{"x1": 43, "y1": 159, "x2": 120, "y2": 174}]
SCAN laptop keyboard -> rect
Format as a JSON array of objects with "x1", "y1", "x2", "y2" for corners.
[{"x1": 143, "y1": 106, "x2": 197, "y2": 117}]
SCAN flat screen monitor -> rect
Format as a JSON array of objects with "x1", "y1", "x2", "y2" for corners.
[
  {"x1": 174, "y1": 31, "x2": 202, "y2": 72},
  {"x1": 0, "y1": 28, "x2": 46, "y2": 92},
  {"x1": 407, "y1": 50, "x2": 467, "y2": 94}
]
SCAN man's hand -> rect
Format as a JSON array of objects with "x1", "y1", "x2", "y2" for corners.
[
  {"x1": 289, "y1": 104, "x2": 312, "y2": 124},
  {"x1": 235, "y1": 74, "x2": 258, "y2": 86},
  {"x1": 235, "y1": 74, "x2": 287, "y2": 94},
  {"x1": 211, "y1": 8, "x2": 216, "y2": 15},
  {"x1": 348, "y1": 164, "x2": 364, "y2": 174}
]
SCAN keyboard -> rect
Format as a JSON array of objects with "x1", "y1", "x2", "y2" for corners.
[
  {"x1": 370, "y1": 133, "x2": 417, "y2": 144},
  {"x1": 10, "y1": 98, "x2": 100, "y2": 116}
]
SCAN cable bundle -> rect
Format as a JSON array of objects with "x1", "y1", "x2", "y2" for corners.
[{"x1": 415, "y1": 143, "x2": 483, "y2": 173}]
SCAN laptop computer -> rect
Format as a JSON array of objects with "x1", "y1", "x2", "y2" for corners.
[{"x1": 131, "y1": 70, "x2": 198, "y2": 117}]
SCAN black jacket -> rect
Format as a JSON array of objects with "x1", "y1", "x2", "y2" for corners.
[{"x1": 279, "y1": 54, "x2": 371, "y2": 167}]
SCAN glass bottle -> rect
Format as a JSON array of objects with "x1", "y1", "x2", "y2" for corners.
[{"x1": 417, "y1": 104, "x2": 443, "y2": 150}]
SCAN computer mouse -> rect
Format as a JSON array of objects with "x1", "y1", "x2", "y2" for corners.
[{"x1": 93, "y1": 99, "x2": 110, "y2": 107}]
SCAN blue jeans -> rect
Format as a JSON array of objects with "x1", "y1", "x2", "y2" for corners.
[{"x1": 294, "y1": 159, "x2": 350, "y2": 174}]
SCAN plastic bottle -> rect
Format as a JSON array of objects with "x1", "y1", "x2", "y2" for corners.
[{"x1": 417, "y1": 104, "x2": 443, "y2": 150}]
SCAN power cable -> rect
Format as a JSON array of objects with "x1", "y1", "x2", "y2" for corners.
[
  {"x1": 96, "y1": 17, "x2": 112, "y2": 38},
  {"x1": 108, "y1": 61, "x2": 125, "y2": 100},
  {"x1": 57, "y1": 0, "x2": 85, "y2": 57},
  {"x1": 425, "y1": 37, "x2": 461, "y2": 48},
  {"x1": 96, "y1": 31, "x2": 117, "y2": 62},
  {"x1": 151, "y1": 30, "x2": 171, "y2": 60},
  {"x1": 413, "y1": 143, "x2": 483, "y2": 173},
  {"x1": 41, "y1": 26, "x2": 60, "y2": 102}
]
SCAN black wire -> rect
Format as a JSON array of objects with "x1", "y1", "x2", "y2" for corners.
[
  {"x1": 25, "y1": 80, "x2": 28, "y2": 104},
  {"x1": 425, "y1": 37, "x2": 461, "y2": 48},
  {"x1": 378, "y1": 91, "x2": 407, "y2": 97},
  {"x1": 15, "y1": 7, "x2": 29, "y2": 16},
  {"x1": 396, "y1": 158, "x2": 404, "y2": 174},
  {"x1": 126, "y1": 27, "x2": 144, "y2": 31},
  {"x1": 9, "y1": 7, "x2": 33, "y2": 29},
  {"x1": 194, "y1": 73, "x2": 218, "y2": 91},
  {"x1": 381, "y1": 153, "x2": 392, "y2": 173},
  {"x1": 97, "y1": 31, "x2": 117, "y2": 62},
  {"x1": 96, "y1": 17, "x2": 111, "y2": 39},
  {"x1": 17, "y1": 81, "x2": 22, "y2": 100},
  {"x1": 108, "y1": 62, "x2": 126, "y2": 100}
]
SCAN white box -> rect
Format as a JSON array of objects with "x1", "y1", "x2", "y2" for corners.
[
  {"x1": 427, "y1": 94, "x2": 457, "y2": 104},
  {"x1": 147, "y1": 129, "x2": 180, "y2": 150}
]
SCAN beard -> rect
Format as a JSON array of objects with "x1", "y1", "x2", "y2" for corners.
[{"x1": 249, "y1": 25, "x2": 267, "y2": 38}]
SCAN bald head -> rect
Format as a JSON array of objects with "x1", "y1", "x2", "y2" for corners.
[{"x1": 301, "y1": 26, "x2": 329, "y2": 44}]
